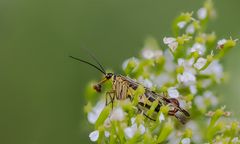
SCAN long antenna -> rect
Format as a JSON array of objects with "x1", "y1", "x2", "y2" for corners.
[
  {"x1": 69, "y1": 56, "x2": 106, "y2": 75},
  {"x1": 88, "y1": 53, "x2": 106, "y2": 74},
  {"x1": 82, "y1": 48, "x2": 106, "y2": 74}
]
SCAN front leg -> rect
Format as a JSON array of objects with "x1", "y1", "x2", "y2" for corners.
[{"x1": 105, "y1": 91, "x2": 115, "y2": 109}]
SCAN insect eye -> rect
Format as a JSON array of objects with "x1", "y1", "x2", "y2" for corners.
[{"x1": 106, "y1": 73, "x2": 113, "y2": 79}]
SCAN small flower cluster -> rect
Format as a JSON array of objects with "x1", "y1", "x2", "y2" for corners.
[{"x1": 84, "y1": 0, "x2": 239, "y2": 143}]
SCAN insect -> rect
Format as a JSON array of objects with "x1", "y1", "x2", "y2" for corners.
[{"x1": 70, "y1": 55, "x2": 190, "y2": 124}]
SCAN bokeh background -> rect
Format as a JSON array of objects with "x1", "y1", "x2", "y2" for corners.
[{"x1": 1, "y1": 0, "x2": 239, "y2": 144}]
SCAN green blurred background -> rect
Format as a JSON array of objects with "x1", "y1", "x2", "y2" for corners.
[{"x1": 1, "y1": 0, "x2": 239, "y2": 143}]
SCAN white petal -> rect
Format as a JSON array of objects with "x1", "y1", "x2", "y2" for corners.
[
  {"x1": 178, "y1": 58, "x2": 185, "y2": 66},
  {"x1": 194, "y1": 57, "x2": 207, "y2": 70},
  {"x1": 190, "y1": 43, "x2": 206, "y2": 55},
  {"x1": 89, "y1": 130, "x2": 99, "y2": 142},
  {"x1": 124, "y1": 124, "x2": 138, "y2": 139},
  {"x1": 177, "y1": 21, "x2": 187, "y2": 29},
  {"x1": 138, "y1": 77, "x2": 153, "y2": 88},
  {"x1": 194, "y1": 96, "x2": 205, "y2": 110},
  {"x1": 168, "y1": 41, "x2": 178, "y2": 52},
  {"x1": 159, "y1": 112, "x2": 165, "y2": 122},
  {"x1": 104, "y1": 131, "x2": 110, "y2": 138},
  {"x1": 197, "y1": 8, "x2": 207, "y2": 20},
  {"x1": 142, "y1": 49, "x2": 155, "y2": 59},
  {"x1": 139, "y1": 124, "x2": 146, "y2": 134},
  {"x1": 217, "y1": 39, "x2": 227, "y2": 48},
  {"x1": 87, "y1": 112, "x2": 98, "y2": 124},
  {"x1": 181, "y1": 138, "x2": 191, "y2": 144},
  {"x1": 87, "y1": 101, "x2": 105, "y2": 124},
  {"x1": 189, "y1": 85, "x2": 197, "y2": 95},
  {"x1": 163, "y1": 37, "x2": 176, "y2": 44},
  {"x1": 110, "y1": 107, "x2": 125, "y2": 121},
  {"x1": 178, "y1": 72, "x2": 196, "y2": 85},
  {"x1": 232, "y1": 137, "x2": 239, "y2": 143},
  {"x1": 122, "y1": 57, "x2": 139, "y2": 71},
  {"x1": 167, "y1": 87, "x2": 179, "y2": 98},
  {"x1": 131, "y1": 117, "x2": 136, "y2": 124},
  {"x1": 186, "y1": 24, "x2": 195, "y2": 34}
]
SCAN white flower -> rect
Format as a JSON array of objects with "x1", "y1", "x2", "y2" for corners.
[
  {"x1": 151, "y1": 73, "x2": 174, "y2": 87},
  {"x1": 164, "y1": 50, "x2": 176, "y2": 72},
  {"x1": 201, "y1": 60, "x2": 223, "y2": 83},
  {"x1": 122, "y1": 57, "x2": 139, "y2": 72},
  {"x1": 177, "y1": 71, "x2": 196, "y2": 86},
  {"x1": 194, "y1": 57, "x2": 207, "y2": 70},
  {"x1": 124, "y1": 123, "x2": 146, "y2": 139},
  {"x1": 177, "y1": 21, "x2": 187, "y2": 29},
  {"x1": 131, "y1": 117, "x2": 136, "y2": 124},
  {"x1": 194, "y1": 96, "x2": 205, "y2": 110},
  {"x1": 181, "y1": 138, "x2": 191, "y2": 144},
  {"x1": 168, "y1": 41, "x2": 178, "y2": 52},
  {"x1": 110, "y1": 107, "x2": 125, "y2": 121},
  {"x1": 189, "y1": 85, "x2": 197, "y2": 95},
  {"x1": 186, "y1": 24, "x2": 195, "y2": 34},
  {"x1": 139, "y1": 124, "x2": 146, "y2": 134},
  {"x1": 159, "y1": 112, "x2": 165, "y2": 122},
  {"x1": 178, "y1": 58, "x2": 185, "y2": 66},
  {"x1": 232, "y1": 137, "x2": 240, "y2": 144},
  {"x1": 163, "y1": 37, "x2": 178, "y2": 52},
  {"x1": 138, "y1": 77, "x2": 153, "y2": 88},
  {"x1": 141, "y1": 48, "x2": 163, "y2": 59},
  {"x1": 87, "y1": 101, "x2": 105, "y2": 124},
  {"x1": 89, "y1": 130, "x2": 99, "y2": 142},
  {"x1": 163, "y1": 37, "x2": 176, "y2": 44},
  {"x1": 168, "y1": 87, "x2": 179, "y2": 98},
  {"x1": 190, "y1": 43, "x2": 206, "y2": 55},
  {"x1": 104, "y1": 131, "x2": 110, "y2": 138},
  {"x1": 217, "y1": 39, "x2": 227, "y2": 48},
  {"x1": 204, "y1": 91, "x2": 218, "y2": 106},
  {"x1": 197, "y1": 7, "x2": 207, "y2": 20},
  {"x1": 124, "y1": 123, "x2": 138, "y2": 138}
]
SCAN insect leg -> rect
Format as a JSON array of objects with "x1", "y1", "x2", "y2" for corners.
[{"x1": 106, "y1": 91, "x2": 115, "y2": 109}]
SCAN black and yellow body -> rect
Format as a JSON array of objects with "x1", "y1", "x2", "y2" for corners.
[{"x1": 69, "y1": 55, "x2": 190, "y2": 124}]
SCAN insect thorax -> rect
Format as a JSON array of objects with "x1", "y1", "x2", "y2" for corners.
[{"x1": 112, "y1": 75, "x2": 132, "y2": 100}]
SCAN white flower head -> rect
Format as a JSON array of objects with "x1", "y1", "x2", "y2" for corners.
[
  {"x1": 177, "y1": 71, "x2": 196, "y2": 86},
  {"x1": 177, "y1": 21, "x2": 187, "y2": 29},
  {"x1": 168, "y1": 87, "x2": 179, "y2": 98},
  {"x1": 159, "y1": 112, "x2": 165, "y2": 122},
  {"x1": 201, "y1": 60, "x2": 223, "y2": 83},
  {"x1": 89, "y1": 130, "x2": 99, "y2": 142},
  {"x1": 124, "y1": 123, "x2": 146, "y2": 139},
  {"x1": 110, "y1": 107, "x2": 125, "y2": 121},
  {"x1": 104, "y1": 131, "x2": 110, "y2": 138},
  {"x1": 163, "y1": 37, "x2": 176, "y2": 44},
  {"x1": 88, "y1": 101, "x2": 105, "y2": 124},
  {"x1": 204, "y1": 91, "x2": 218, "y2": 106},
  {"x1": 163, "y1": 37, "x2": 178, "y2": 52},
  {"x1": 139, "y1": 124, "x2": 146, "y2": 134},
  {"x1": 194, "y1": 96, "x2": 205, "y2": 110},
  {"x1": 138, "y1": 77, "x2": 153, "y2": 88},
  {"x1": 186, "y1": 24, "x2": 195, "y2": 34},
  {"x1": 232, "y1": 137, "x2": 240, "y2": 144},
  {"x1": 124, "y1": 123, "x2": 138, "y2": 139},
  {"x1": 197, "y1": 7, "x2": 207, "y2": 20},
  {"x1": 168, "y1": 41, "x2": 178, "y2": 52},
  {"x1": 190, "y1": 43, "x2": 206, "y2": 55},
  {"x1": 194, "y1": 57, "x2": 207, "y2": 70},
  {"x1": 122, "y1": 57, "x2": 139, "y2": 72},
  {"x1": 189, "y1": 85, "x2": 197, "y2": 95},
  {"x1": 181, "y1": 138, "x2": 191, "y2": 144},
  {"x1": 217, "y1": 39, "x2": 227, "y2": 48},
  {"x1": 141, "y1": 48, "x2": 163, "y2": 59}
]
